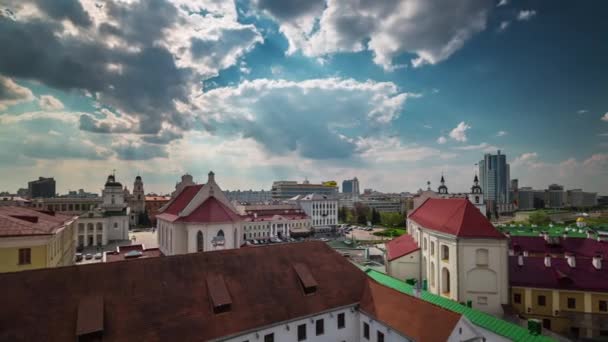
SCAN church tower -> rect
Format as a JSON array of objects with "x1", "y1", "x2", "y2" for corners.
[
  {"x1": 129, "y1": 175, "x2": 146, "y2": 226},
  {"x1": 468, "y1": 174, "x2": 486, "y2": 216},
  {"x1": 437, "y1": 175, "x2": 449, "y2": 195}
]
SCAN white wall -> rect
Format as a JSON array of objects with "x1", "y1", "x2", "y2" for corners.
[
  {"x1": 225, "y1": 306, "x2": 360, "y2": 342},
  {"x1": 386, "y1": 250, "x2": 420, "y2": 283},
  {"x1": 359, "y1": 312, "x2": 411, "y2": 342}
]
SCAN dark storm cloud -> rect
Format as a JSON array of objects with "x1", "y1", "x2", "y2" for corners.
[
  {"x1": 252, "y1": 0, "x2": 325, "y2": 21},
  {"x1": 141, "y1": 130, "x2": 183, "y2": 144},
  {"x1": 32, "y1": 0, "x2": 92, "y2": 27}
]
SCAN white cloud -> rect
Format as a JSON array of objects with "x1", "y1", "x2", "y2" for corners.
[
  {"x1": 497, "y1": 0, "x2": 508, "y2": 7},
  {"x1": 498, "y1": 21, "x2": 510, "y2": 32},
  {"x1": 355, "y1": 136, "x2": 452, "y2": 163},
  {"x1": 602, "y1": 112, "x2": 608, "y2": 122},
  {"x1": 512, "y1": 152, "x2": 539, "y2": 166},
  {"x1": 453, "y1": 142, "x2": 498, "y2": 152},
  {"x1": 577, "y1": 109, "x2": 588, "y2": 114},
  {"x1": 496, "y1": 130, "x2": 507, "y2": 137},
  {"x1": 448, "y1": 121, "x2": 471, "y2": 142},
  {"x1": 437, "y1": 136, "x2": 447, "y2": 144},
  {"x1": 38, "y1": 95, "x2": 64, "y2": 111},
  {"x1": 253, "y1": 0, "x2": 492, "y2": 70},
  {"x1": 517, "y1": 10, "x2": 537, "y2": 21},
  {"x1": 0, "y1": 75, "x2": 34, "y2": 110}
]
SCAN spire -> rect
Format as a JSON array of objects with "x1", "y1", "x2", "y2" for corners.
[
  {"x1": 440, "y1": 175, "x2": 445, "y2": 184},
  {"x1": 474, "y1": 174, "x2": 479, "y2": 184}
]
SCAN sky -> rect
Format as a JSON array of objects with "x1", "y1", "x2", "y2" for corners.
[{"x1": 0, "y1": 0, "x2": 607, "y2": 195}]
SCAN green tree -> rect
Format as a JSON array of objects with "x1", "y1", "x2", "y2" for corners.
[
  {"x1": 370, "y1": 208, "x2": 381, "y2": 225},
  {"x1": 338, "y1": 206, "x2": 347, "y2": 223},
  {"x1": 529, "y1": 210, "x2": 551, "y2": 225}
]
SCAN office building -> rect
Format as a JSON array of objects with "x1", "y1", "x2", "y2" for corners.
[
  {"x1": 0, "y1": 206, "x2": 76, "y2": 273},
  {"x1": 238, "y1": 203, "x2": 311, "y2": 240},
  {"x1": 342, "y1": 177, "x2": 360, "y2": 196},
  {"x1": 225, "y1": 189, "x2": 272, "y2": 203},
  {"x1": 271, "y1": 180, "x2": 338, "y2": 200},
  {"x1": 28, "y1": 177, "x2": 56, "y2": 198},
  {"x1": 0, "y1": 241, "x2": 500, "y2": 341},
  {"x1": 479, "y1": 150, "x2": 510, "y2": 209},
  {"x1": 546, "y1": 184, "x2": 566, "y2": 209},
  {"x1": 566, "y1": 189, "x2": 598, "y2": 208},
  {"x1": 30, "y1": 197, "x2": 103, "y2": 215},
  {"x1": 289, "y1": 194, "x2": 338, "y2": 232}
]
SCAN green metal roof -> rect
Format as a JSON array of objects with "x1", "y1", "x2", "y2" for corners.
[
  {"x1": 497, "y1": 224, "x2": 590, "y2": 238},
  {"x1": 364, "y1": 269, "x2": 555, "y2": 342}
]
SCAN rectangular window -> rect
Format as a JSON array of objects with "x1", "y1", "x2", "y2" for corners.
[
  {"x1": 513, "y1": 293, "x2": 522, "y2": 304},
  {"x1": 337, "y1": 312, "x2": 345, "y2": 329},
  {"x1": 377, "y1": 331, "x2": 385, "y2": 342},
  {"x1": 363, "y1": 322, "x2": 370, "y2": 340},
  {"x1": 567, "y1": 297, "x2": 576, "y2": 309},
  {"x1": 297, "y1": 324, "x2": 306, "y2": 341},
  {"x1": 263, "y1": 333, "x2": 274, "y2": 342},
  {"x1": 477, "y1": 296, "x2": 488, "y2": 305},
  {"x1": 537, "y1": 295, "x2": 546, "y2": 306},
  {"x1": 315, "y1": 319, "x2": 324, "y2": 336},
  {"x1": 542, "y1": 318, "x2": 551, "y2": 330},
  {"x1": 600, "y1": 300, "x2": 608, "y2": 312},
  {"x1": 431, "y1": 242, "x2": 435, "y2": 256},
  {"x1": 18, "y1": 248, "x2": 31, "y2": 265}
]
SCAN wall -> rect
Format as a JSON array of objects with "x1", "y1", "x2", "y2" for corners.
[
  {"x1": 386, "y1": 250, "x2": 420, "y2": 282},
  {"x1": 0, "y1": 236, "x2": 48, "y2": 272},
  {"x1": 187, "y1": 222, "x2": 241, "y2": 253},
  {"x1": 226, "y1": 306, "x2": 360, "y2": 342}
]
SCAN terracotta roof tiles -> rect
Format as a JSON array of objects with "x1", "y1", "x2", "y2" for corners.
[{"x1": 386, "y1": 234, "x2": 420, "y2": 261}]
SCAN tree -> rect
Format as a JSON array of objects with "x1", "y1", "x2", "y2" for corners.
[
  {"x1": 338, "y1": 207, "x2": 347, "y2": 223},
  {"x1": 371, "y1": 208, "x2": 381, "y2": 225},
  {"x1": 357, "y1": 211, "x2": 368, "y2": 225},
  {"x1": 529, "y1": 210, "x2": 551, "y2": 225}
]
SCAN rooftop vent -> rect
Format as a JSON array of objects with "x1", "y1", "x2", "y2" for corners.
[
  {"x1": 565, "y1": 253, "x2": 576, "y2": 268},
  {"x1": 206, "y1": 275, "x2": 232, "y2": 314},
  {"x1": 544, "y1": 254, "x2": 551, "y2": 267},
  {"x1": 76, "y1": 296, "x2": 104, "y2": 340},
  {"x1": 293, "y1": 263, "x2": 317, "y2": 295}
]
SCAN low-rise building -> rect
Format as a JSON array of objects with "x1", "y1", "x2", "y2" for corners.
[
  {"x1": 0, "y1": 206, "x2": 76, "y2": 272},
  {"x1": 104, "y1": 244, "x2": 162, "y2": 262},
  {"x1": 145, "y1": 195, "x2": 171, "y2": 225},
  {"x1": 289, "y1": 193, "x2": 338, "y2": 232},
  {"x1": 0, "y1": 241, "x2": 494, "y2": 341},
  {"x1": 271, "y1": 180, "x2": 338, "y2": 200},
  {"x1": 237, "y1": 203, "x2": 311, "y2": 240},
  {"x1": 30, "y1": 196, "x2": 102, "y2": 215},
  {"x1": 225, "y1": 189, "x2": 272, "y2": 203}
]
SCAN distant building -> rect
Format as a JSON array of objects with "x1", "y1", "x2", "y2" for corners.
[
  {"x1": 124, "y1": 176, "x2": 146, "y2": 226},
  {"x1": 546, "y1": 184, "x2": 566, "y2": 209},
  {"x1": 271, "y1": 180, "x2": 338, "y2": 200},
  {"x1": 0, "y1": 206, "x2": 76, "y2": 273},
  {"x1": 145, "y1": 195, "x2": 171, "y2": 226},
  {"x1": 30, "y1": 197, "x2": 102, "y2": 215},
  {"x1": 468, "y1": 174, "x2": 486, "y2": 216},
  {"x1": 225, "y1": 189, "x2": 272, "y2": 203},
  {"x1": 171, "y1": 174, "x2": 195, "y2": 197},
  {"x1": 566, "y1": 189, "x2": 597, "y2": 208},
  {"x1": 62, "y1": 189, "x2": 98, "y2": 198},
  {"x1": 342, "y1": 177, "x2": 360, "y2": 196},
  {"x1": 104, "y1": 244, "x2": 162, "y2": 263},
  {"x1": 28, "y1": 177, "x2": 56, "y2": 198},
  {"x1": 0, "y1": 195, "x2": 30, "y2": 207},
  {"x1": 479, "y1": 150, "x2": 511, "y2": 210},
  {"x1": 236, "y1": 203, "x2": 311, "y2": 240},
  {"x1": 289, "y1": 194, "x2": 338, "y2": 233},
  {"x1": 74, "y1": 174, "x2": 129, "y2": 248}
]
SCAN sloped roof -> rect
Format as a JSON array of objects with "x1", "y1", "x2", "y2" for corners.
[
  {"x1": 386, "y1": 234, "x2": 420, "y2": 261},
  {"x1": 178, "y1": 197, "x2": 242, "y2": 223},
  {"x1": 365, "y1": 269, "x2": 555, "y2": 342},
  {"x1": 0, "y1": 206, "x2": 75, "y2": 237},
  {"x1": 0, "y1": 242, "x2": 367, "y2": 341},
  {"x1": 161, "y1": 184, "x2": 204, "y2": 215},
  {"x1": 509, "y1": 255, "x2": 608, "y2": 292},
  {"x1": 360, "y1": 279, "x2": 460, "y2": 341},
  {"x1": 510, "y1": 236, "x2": 608, "y2": 258},
  {"x1": 408, "y1": 198, "x2": 505, "y2": 239}
]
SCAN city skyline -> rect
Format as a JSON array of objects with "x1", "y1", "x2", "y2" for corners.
[{"x1": 1, "y1": 0, "x2": 607, "y2": 195}]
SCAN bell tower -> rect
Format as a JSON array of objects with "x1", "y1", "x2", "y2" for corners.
[{"x1": 468, "y1": 174, "x2": 486, "y2": 216}]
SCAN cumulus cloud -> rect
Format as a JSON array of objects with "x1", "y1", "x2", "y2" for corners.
[
  {"x1": 453, "y1": 142, "x2": 498, "y2": 152},
  {"x1": 252, "y1": 0, "x2": 493, "y2": 70},
  {"x1": 602, "y1": 112, "x2": 608, "y2": 122},
  {"x1": 112, "y1": 142, "x2": 169, "y2": 160},
  {"x1": 496, "y1": 130, "x2": 507, "y2": 137},
  {"x1": 448, "y1": 121, "x2": 471, "y2": 142},
  {"x1": 517, "y1": 10, "x2": 537, "y2": 21},
  {"x1": 498, "y1": 21, "x2": 510, "y2": 32},
  {"x1": 38, "y1": 95, "x2": 64, "y2": 110},
  {"x1": 79, "y1": 108, "x2": 138, "y2": 134},
  {"x1": 497, "y1": 0, "x2": 508, "y2": 7},
  {"x1": 192, "y1": 77, "x2": 419, "y2": 159},
  {"x1": 0, "y1": 75, "x2": 34, "y2": 110},
  {"x1": 577, "y1": 109, "x2": 588, "y2": 114},
  {"x1": 355, "y1": 136, "x2": 451, "y2": 163},
  {"x1": 437, "y1": 136, "x2": 447, "y2": 144}
]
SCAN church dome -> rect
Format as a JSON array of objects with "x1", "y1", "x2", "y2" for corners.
[
  {"x1": 105, "y1": 174, "x2": 122, "y2": 187},
  {"x1": 576, "y1": 217, "x2": 586, "y2": 223}
]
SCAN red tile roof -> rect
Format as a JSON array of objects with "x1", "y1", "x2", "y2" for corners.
[
  {"x1": 408, "y1": 198, "x2": 505, "y2": 239},
  {"x1": 509, "y1": 255, "x2": 608, "y2": 292},
  {"x1": 178, "y1": 197, "x2": 241, "y2": 223},
  {"x1": 0, "y1": 241, "x2": 367, "y2": 341},
  {"x1": 161, "y1": 184, "x2": 204, "y2": 215},
  {"x1": 386, "y1": 234, "x2": 420, "y2": 261},
  {"x1": 0, "y1": 206, "x2": 75, "y2": 237},
  {"x1": 510, "y1": 236, "x2": 608, "y2": 258},
  {"x1": 360, "y1": 279, "x2": 461, "y2": 341}
]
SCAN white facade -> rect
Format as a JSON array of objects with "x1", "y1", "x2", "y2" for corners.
[
  {"x1": 243, "y1": 216, "x2": 311, "y2": 240},
  {"x1": 157, "y1": 172, "x2": 244, "y2": 256},
  {"x1": 289, "y1": 194, "x2": 338, "y2": 232},
  {"x1": 408, "y1": 220, "x2": 509, "y2": 315},
  {"x1": 468, "y1": 175, "x2": 486, "y2": 216},
  {"x1": 386, "y1": 250, "x2": 421, "y2": 282}
]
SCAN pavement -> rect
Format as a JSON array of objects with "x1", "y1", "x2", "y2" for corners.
[{"x1": 345, "y1": 227, "x2": 392, "y2": 241}]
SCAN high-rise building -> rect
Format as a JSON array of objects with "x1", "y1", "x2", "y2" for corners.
[
  {"x1": 341, "y1": 177, "x2": 360, "y2": 195},
  {"x1": 546, "y1": 184, "x2": 566, "y2": 209},
  {"x1": 479, "y1": 150, "x2": 510, "y2": 208},
  {"x1": 27, "y1": 177, "x2": 56, "y2": 198},
  {"x1": 271, "y1": 180, "x2": 338, "y2": 200}
]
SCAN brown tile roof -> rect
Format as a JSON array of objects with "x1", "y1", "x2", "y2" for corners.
[
  {"x1": 0, "y1": 241, "x2": 367, "y2": 341},
  {"x1": 360, "y1": 279, "x2": 462, "y2": 341},
  {"x1": 0, "y1": 206, "x2": 75, "y2": 237}
]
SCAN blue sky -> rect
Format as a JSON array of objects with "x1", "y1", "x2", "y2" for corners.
[{"x1": 0, "y1": 0, "x2": 607, "y2": 195}]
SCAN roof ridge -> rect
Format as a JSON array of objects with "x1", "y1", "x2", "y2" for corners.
[{"x1": 443, "y1": 199, "x2": 467, "y2": 235}]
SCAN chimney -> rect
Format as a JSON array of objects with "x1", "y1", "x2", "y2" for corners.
[
  {"x1": 208, "y1": 171, "x2": 215, "y2": 183},
  {"x1": 593, "y1": 254, "x2": 603, "y2": 270},
  {"x1": 517, "y1": 253, "x2": 524, "y2": 266},
  {"x1": 544, "y1": 254, "x2": 551, "y2": 267},
  {"x1": 565, "y1": 253, "x2": 576, "y2": 268}
]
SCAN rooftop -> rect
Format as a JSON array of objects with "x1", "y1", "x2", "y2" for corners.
[
  {"x1": 385, "y1": 234, "x2": 419, "y2": 261},
  {"x1": 408, "y1": 198, "x2": 505, "y2": 239},
  {"x1": 104, "y1": 244, "x2": 163, "y2": 262},
  {"x1": 0, "y1": 206, "x2": 75, "y2": 237}
]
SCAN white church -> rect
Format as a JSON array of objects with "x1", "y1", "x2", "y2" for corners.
[{"x1": 156, "y1": 171, "x2": 243, "y2": 256}]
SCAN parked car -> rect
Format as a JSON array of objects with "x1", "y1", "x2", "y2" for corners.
[
  {"x1": 94, "y1": 253, "x2": 103, "y2": 260},
  {"x1": 85, "y1": 253, "x2": 93, "y2": 260},
  {"x1": 75, "y1": 253, "x2": 83, "y2": 262}
]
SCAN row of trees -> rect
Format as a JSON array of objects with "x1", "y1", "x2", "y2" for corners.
[{"x1": 338, "y1": 204, "x2": 407, "y2": 227}]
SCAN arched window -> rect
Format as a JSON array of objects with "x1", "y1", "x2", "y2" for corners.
[
  {"x1": 476, "y1": 248, "x2": 489, "y2": 266},
  {"x1": 430, "y1": 262, "x2": 435, "y2": 287},
  {"x1": 441, "y1": 267, "x2": 451, "y2": 294},
  {"x1": 475, "y1": 196, "x2": 480, "y2": 204},
  {"x1": 197, "y1": 231, "x2": 204, "y2": 252},
  {"x1": 441, "y1": 245, "x2": 449, "y2": 261},
  {"x1": 217, "y1": 230, "x2": 224, "y2": 237}
]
